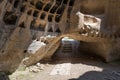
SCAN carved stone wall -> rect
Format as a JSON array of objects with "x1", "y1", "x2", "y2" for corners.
[
  {"x1": 79, "y1": 0, "x2": 120, "y2": 62},
  {"x1": 0, "y1": 0, "x2": 120, "y2": 73},
  {"x1": 105, "y1": 0, "x2": 120, "y2": 35},
  {"x1": 69, "y1": 0, "x2": 106, "y2": 32}
]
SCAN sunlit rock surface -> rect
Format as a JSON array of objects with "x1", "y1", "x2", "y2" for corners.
[{"x1": 0, "y1": 0, "x2": 120, "y2": 73}]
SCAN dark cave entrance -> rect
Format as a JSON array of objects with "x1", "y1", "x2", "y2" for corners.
[
  {"x1": 52, "y1": 37, "x2": 81, "y2": 59},
  {"x1": 51, "y1": 37, "x2": 102, "y2": 62}
]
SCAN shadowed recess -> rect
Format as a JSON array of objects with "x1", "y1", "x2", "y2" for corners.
[
  {"x1": 48, "y1": 15, "x2": 53, "y2": 22},
  {"x1": 40, "y1": 12, "x2": 46, "y2": 20},
  {"x1": 44, "y1": 3, "x2": 52, "y2": 12},
  {"x1": 30, "y1": 20, "x2": 45, "y2": 31},
  {"x1": 27, "y1": 9, "x2": 32, "y2": 15},
  {"x1": 33, "y1": 10, "x2": 39, "y2": 17},
  {"x1": 3, "y1": 11, "x2": 17, "y2": 25},
  {"x1": 36, "y1": 1, "x2": 44, "y2": 10},
  {"x1": 14, "y1": 0, "x2": 19, "y2": 8}
]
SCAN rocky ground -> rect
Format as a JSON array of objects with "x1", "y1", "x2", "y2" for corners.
[{"x1": 9, "y1": 54, "x2": 120, "y2": 80}]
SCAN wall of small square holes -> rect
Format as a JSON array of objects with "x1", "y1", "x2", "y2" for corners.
[{"x1": 4, "y1": 0, "x2": 75, "y2": 33}]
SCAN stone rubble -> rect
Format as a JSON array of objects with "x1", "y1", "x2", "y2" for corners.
[{"x1": 27, "y1": 63, "x2": 45, "y2": 73}]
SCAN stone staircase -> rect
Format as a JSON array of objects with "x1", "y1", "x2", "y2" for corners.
[
  {"x1": 23, "y1": 30, "x2": 120, "y2": 66},
  {"x1": 23, "y1": 36, "x2": 62, "y2": 66},
  {"x1": 62, "y1": 42, "x2": 72, "y2": 53}
]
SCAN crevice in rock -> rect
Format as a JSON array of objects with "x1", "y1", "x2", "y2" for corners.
[
  {"x1": 19, "y1": 22, "x2": 26, "y2": 28},
  {"x1": 14, "y1": 0, "x2": 19, "y2": 8},
  {"x1": 3, "y1": 11, "x2": 17, "y2": 25}
]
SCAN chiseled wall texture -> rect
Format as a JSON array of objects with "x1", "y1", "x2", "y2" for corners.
[
  {"x1": 78, "y1": 0, "x2": 120, "y2": 62},
  {"x1": 69, "y1": 0, "x2": 106, "y2": 32},
  {"x1": 105, "y1": 0, "x2": 120, "y2": 35},
  {"x1": 0, "y1": 0, "x2": 120, "y2": 74}
]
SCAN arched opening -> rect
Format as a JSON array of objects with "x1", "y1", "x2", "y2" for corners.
[
  {"x1": 51, "y1": 36, "x2": 103, "y2": 62},
  {"x1": 52, "y1": 37, "x2": 80, "y2": 60}
]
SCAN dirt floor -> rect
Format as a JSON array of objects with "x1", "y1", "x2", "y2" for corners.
[{"x1": 9, "y1": 53, "x2": 120, "y2": 80}]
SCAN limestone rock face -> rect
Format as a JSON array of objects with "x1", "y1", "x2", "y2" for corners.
[{"x1": 0, "y1": 0, "x2": 120, "y2": 73}]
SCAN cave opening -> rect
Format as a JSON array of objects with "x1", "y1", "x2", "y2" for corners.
[
  {"x1": 51, "y1": 37, "x2": 102, "y2": 63},
  {"x1": 36, "y1": 1, "x2": 44, "y2": 10},
  {"x1": 40, "y1": 12, "x2": 46, "y2": 20},
  {"x1": 3, "y1": 11, "x2": 17, "y2": 25},
  {"x1": 44, "y1": 3, "x2": 52, "y2": 12},
  {"x1": 27, "y1": 9, "x2": 32, "y2": 15},
  {"x1": 55, "y1": 15, "x2": 61, "y2": 23},
  {"x1": 52, "y1": 37, "x2": 80, "y2": 60},
  {"x1": 69, "y1": 0, "x2": 75, "y2": 6},
  {"x1": 50, "y1": 4, "x2": 58, "y2": 13},
  {"x1": 48, "y1": 15, "x2": 53, "y2": 22},
  {"x1": 33, "y1": 10, "x2": 39, "y2": 17}
]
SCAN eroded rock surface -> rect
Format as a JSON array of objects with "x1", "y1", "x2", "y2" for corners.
[{"x1": 0, "y1": 0, "x2": 120, "y2": 73}]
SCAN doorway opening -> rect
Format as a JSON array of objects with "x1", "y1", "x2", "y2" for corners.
[{"x1": 52, "y1": 37, "x2": 80, "y2": 60}]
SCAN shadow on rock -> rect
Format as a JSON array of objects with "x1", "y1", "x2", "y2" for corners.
[
  {"x1": 69, "y1": 69, "x2": 120, "y2": 80},
  {"x1": 0, "y1": 72, "x2": 10, "y2": 80}
]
